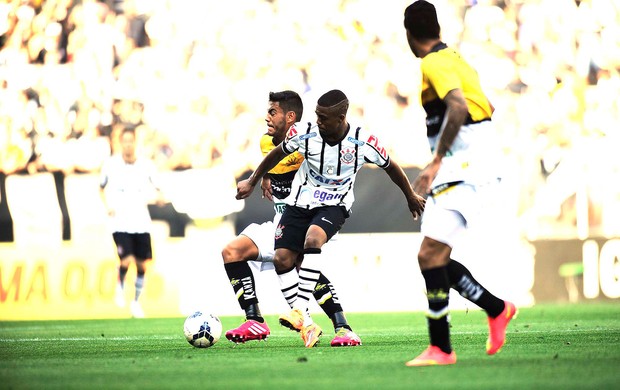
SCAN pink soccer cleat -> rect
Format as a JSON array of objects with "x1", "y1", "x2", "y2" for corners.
[
  {"x1": 486, "y1": 301, "x2": 518, "y2": 355},
  {"x1": 330, "y1": 328, "x2": 362, "y2": 347},
  {"x1": 225, "y1": 320, "x2": 270, "y2": 343},
  {"x1": 405, "y1": 345, "x2": 457, "y2": 367}
]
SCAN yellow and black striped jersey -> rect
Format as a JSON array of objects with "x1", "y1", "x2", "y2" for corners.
[
  {"x1": 420, "y1": 42, "x2": 492, "y2": 137},
  {"x1": 260, "y1": 134, "x2": 303, "y2": 201}
]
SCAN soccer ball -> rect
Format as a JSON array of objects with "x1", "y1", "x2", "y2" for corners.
[{"x1": 183, "y1": 311, "x2": 222, "y2": 348}]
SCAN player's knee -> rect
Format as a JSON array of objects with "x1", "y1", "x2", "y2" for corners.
[
  {"x1": 417, "y1": 250, "x2": 433, "y2": 269},
  {"x1": 221, "y1": 244, "x2": 239, "y2": 263},
  {"x1": 418, "y1": 244, "x2": 450, "y2": 270},
  {"x1": 304, "y1": 236, "x2": 326, "y2": 249},
  {"x1": 222, "y1": 240, "x2": 259, "y2": 263},
  {"x1": 274, "y1": 253, "x2": 295, "y2": 271},
  {"x1": 119, "y1": 257, "x2": 132, "y2": 268},
  {"x1": 135, "y1": 261, "x2": 146, "y2": 274}
]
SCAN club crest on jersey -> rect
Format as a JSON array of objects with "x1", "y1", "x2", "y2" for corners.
[
  {"x1": 340, "y1": 148, "x2": 356, "y2": 165},
  {"x1": 274, "y1": 224, "x2": 284, "y2": 240}
]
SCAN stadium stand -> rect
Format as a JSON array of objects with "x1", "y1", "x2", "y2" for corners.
[{"x1": 0, "y1": 0, "x2": 618, "y2": 240}]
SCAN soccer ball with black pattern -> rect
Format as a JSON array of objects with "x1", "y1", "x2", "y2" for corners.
[{"x1": 183, "y1": 311, "x2": 222, "y2": 348}]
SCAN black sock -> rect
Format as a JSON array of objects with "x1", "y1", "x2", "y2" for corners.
[
  {"x1": 422, "y1": 266, "x2": 451, "y2": 354},
  {"x1": 447, "y1": 260, "x2": 504, "y2": 318},
  {"x1": 244, "y1": 303, "x2": 263, "y2": 323},
  {"x1": 331, "y1": 312, "x2": 351, "y2": 332},
  {"x1": 312, "y1": 273, "x2": 350, "y2": 331},
  {"x1": 119, "y1": 265, "x2": 128, "y2": 288},
  {"x1": 224, "y1": 262, "x2": 263, "y2": 322}
]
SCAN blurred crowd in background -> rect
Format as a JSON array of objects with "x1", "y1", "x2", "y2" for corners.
[{"x1": 1, "y1": 0, "x2": 619, "y2": 239}]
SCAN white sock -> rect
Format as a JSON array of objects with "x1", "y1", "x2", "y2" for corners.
[
  {"x1": 135, "y1": 273, "x2": 145, "y2": 301},
  {"x1": 278, "y1": 267, "x2": 298, "y2": 309},
  {"x1": 295, "y1": 252, "x2": 322, "y2": 326}
]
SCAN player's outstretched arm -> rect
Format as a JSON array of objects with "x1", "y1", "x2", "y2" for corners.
[
  {"x1": 261, "y1": 176, "x2": 273, "y2": 201},
  {"x1": 383, "y1": 158, "x2": 425, "y2": 220},
  {"x1": 236, "y1": 144, "x2": 288, "y2": 200}
]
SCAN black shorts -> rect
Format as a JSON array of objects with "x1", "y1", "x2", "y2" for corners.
[
  {"x1": 274, "y1": 205, "x2": 348, "y2": 252},
  {"x1": 112, "y1": 232, "x2": 153, "y2": 261}
]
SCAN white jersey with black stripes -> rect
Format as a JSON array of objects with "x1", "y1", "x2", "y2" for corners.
[{"x1": 281, "y1": 121, "x2": 390, "y2": 211}]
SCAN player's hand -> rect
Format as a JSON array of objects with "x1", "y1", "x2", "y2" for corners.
[
  {"x1": 261, "y1": 177, "x2": 273, "y2": 201},
  {"x1": 408, "y1": 191, "x2": 426, "y2": 220},
  {"x1": 236, "y1": 179, "x2": 255, "y2": 200},
  {"x1": 413, "y1": 159, "x2": 440, "y2": 195}
]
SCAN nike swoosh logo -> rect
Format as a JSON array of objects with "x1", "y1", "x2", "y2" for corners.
[{"x1": 321, "y1": 217, "x2": 333, "y2": 225}]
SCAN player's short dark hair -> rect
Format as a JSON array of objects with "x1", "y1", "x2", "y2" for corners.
[
  {"x1": 269, "y1": 90, "x2": 303, "y2": 120},
  {"x1": 404, "y1": 0, "x2": 440, "y2": 40},
  {"x1": 317, "y1": 89, "x2": 348, "y2": 107}
]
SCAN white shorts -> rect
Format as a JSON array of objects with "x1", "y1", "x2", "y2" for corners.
[
  {"x1": 240, "y1": 219, "x2": 277, "y2": 265},
  {"x1": 421, "y1": 182, "x2": 496, "y2": 248}
]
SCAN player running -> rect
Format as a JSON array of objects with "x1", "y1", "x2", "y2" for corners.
[
  {"x1": 224, "y1": 90, "x2": 361, "y2": 347},
  {"x1": 403, "y1": 0, "x2": 517, "y2": 366}
]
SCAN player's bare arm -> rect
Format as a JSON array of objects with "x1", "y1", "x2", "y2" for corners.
[
  {"x1": 413, "y1": 88, "x2": 468, "y2": 195},
  {"x1": 383, "y1": 159, "x2": 425, "y2": 220},
  {"x1": 260, "y1": 176, "x2": 273, "y2": 200},
  {"x1": 435, "y1": 88, "x2": 468, "y2": 157},
  {"x1": 99, "y1": 187, "x2": 114, "y2": 217},
  {"x1": 236, "y1": 144, "x2": 288, "y2": 200}
]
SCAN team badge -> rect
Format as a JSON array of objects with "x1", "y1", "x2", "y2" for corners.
[
  {"x1": 340, "y1": 148, "x2": 356, "y2": 165},
  {"x1": 275, "y1": 224, "x2": 284, "y2": 240}
]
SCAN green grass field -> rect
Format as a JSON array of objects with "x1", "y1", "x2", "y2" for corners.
[{"x1": 2, "y1": 303, "x2": 619, "y2": 389}]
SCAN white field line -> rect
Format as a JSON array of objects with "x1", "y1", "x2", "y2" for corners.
[{"x1": 0, "y1": 327, "x2": 616, "y2": 343}]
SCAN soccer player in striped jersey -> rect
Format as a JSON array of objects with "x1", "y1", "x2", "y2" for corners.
[
  {"x1": 403, "y1": 0, "x2": 517, "y2": 367},
  {"x1": 224, "y1": 90, "x2": 361, "y2": 347},
  {"x1": 236, "y1": 89, "x2": 426, "y2": 348}
]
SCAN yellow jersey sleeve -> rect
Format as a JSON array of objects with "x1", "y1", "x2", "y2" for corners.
[
  {"x1": 260, "y1": 134, "x2": 303, "y2": 174},
  {"x1": 421, "y1": 47, "x2": 493, "y2": 124},
  {"x1": 259, "y1": 134, "x2": 303, "y2": 201}
]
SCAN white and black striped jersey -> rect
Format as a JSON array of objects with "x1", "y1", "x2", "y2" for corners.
[{"x1": 281, "y1": 122, "x2": 390, "y2": 211}]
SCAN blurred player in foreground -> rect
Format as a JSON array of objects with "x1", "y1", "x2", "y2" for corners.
[
  {"x1": 236, "y1": 89, "x2": 426, "y2": 348},
  {"x1": 224, "y1": 90, "x2": 361, "y2": 347},
  {"x1": 403, "y1": 0, "x2": 517, "y2": 366}
]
